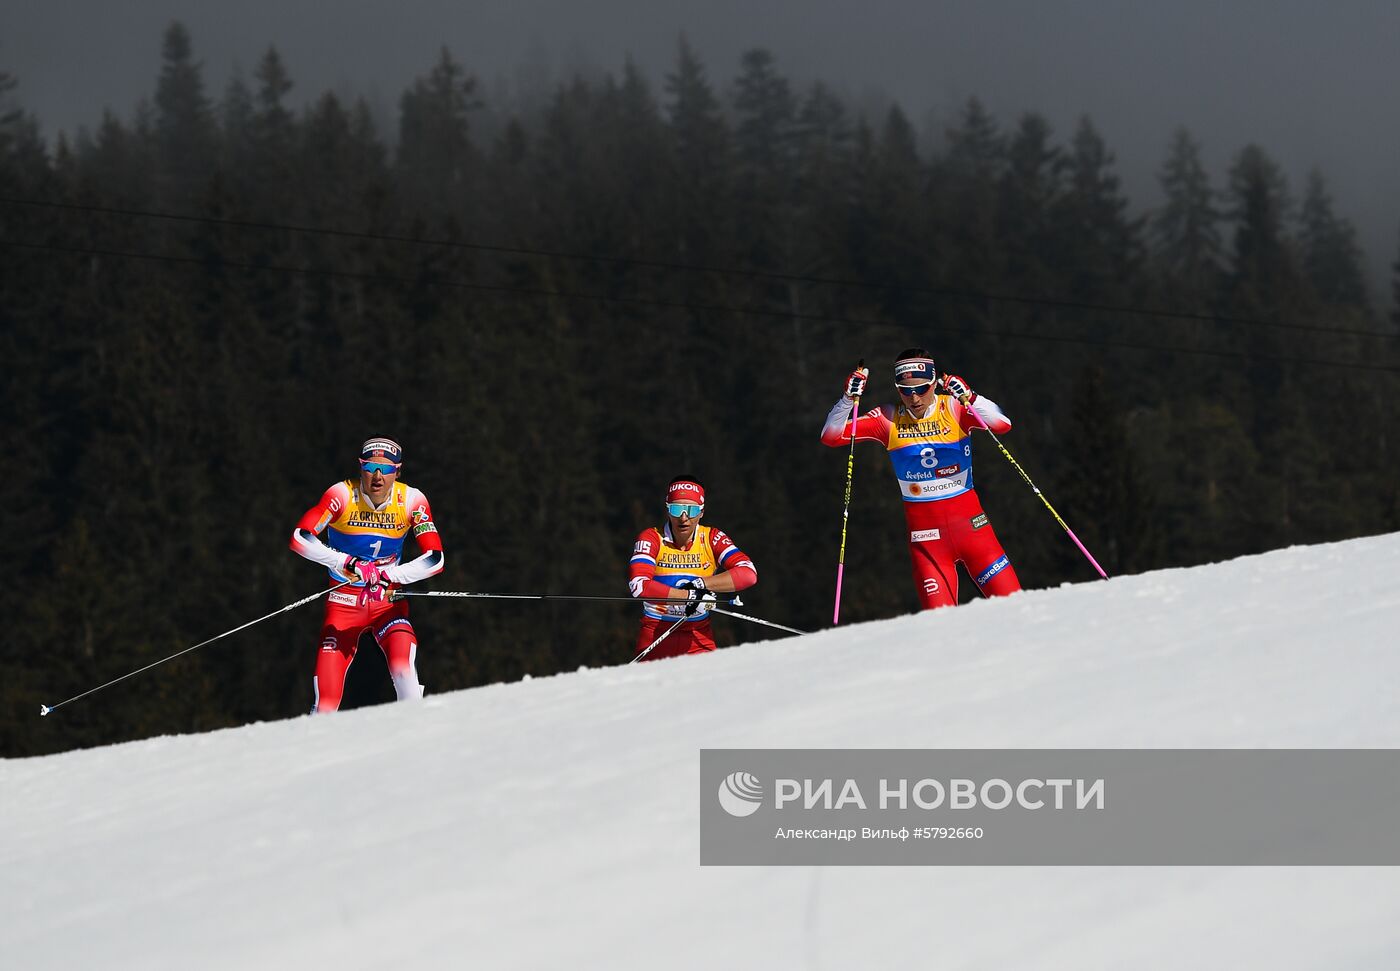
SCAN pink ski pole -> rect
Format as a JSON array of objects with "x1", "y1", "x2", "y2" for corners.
[
  {"x1": 957, "y1": 391, "x2": 1109, "y2": 580},
  {"x1": 833, "y1": 361, "x2": 867, "y2": 623}
]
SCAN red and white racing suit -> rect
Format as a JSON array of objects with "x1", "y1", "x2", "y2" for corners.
[
  {"x1": 627, "y1": 524, "x2": 757, "y2": 660},
  {"x1": 289, "y1": 479, "x2": 445, "y2": 712},
  {"x1": 821, "y1": 392, "x2": 1021, "y2": 609}
]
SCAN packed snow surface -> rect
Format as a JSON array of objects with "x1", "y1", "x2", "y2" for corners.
[{"x1": 6, "y1": 534, "x2": 1400, "y2": 969}]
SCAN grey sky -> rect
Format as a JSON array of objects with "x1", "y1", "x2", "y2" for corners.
[{"x1": 4, "y1": 0, "x2": 1398, "y2": 296}]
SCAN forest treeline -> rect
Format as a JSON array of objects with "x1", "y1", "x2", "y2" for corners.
[{"x1": 4, "y1": 24, "x2": 1398, "y2": 755}]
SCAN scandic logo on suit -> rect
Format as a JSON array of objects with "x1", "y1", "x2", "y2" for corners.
[{"x1": 910, "y1": 529, "x2": 941, "y2": 542}]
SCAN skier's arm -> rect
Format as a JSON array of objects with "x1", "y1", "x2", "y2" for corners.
[
  {"x1": 290, "y1": 482, "x2": 358, "y2": 573},
  {"x1": 953, "y1": 393, "x2": 1011, "y2": 434},
  {"x1": 941, "y1": 374, "x2": 1011, "y2": 434},
  {"x1": 628, "y1": 529, "x2": 677, "y2": 600},
  {"x1": 701, "y1": 530, "x2": 757, "y2": 594},
  {"x1": 382, "y1": 488, "x2": 445, "y2": 585},
  {"x1": 819, "y1": 397, "x2": 892, "y2": 447}
]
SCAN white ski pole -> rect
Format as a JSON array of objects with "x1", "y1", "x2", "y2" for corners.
[
  {"x1": 39, "y1": 580, "x2": 355, "y2": 716},
  {"x1": 708, "y1": 606, "x2": 808, "y2": 636}
]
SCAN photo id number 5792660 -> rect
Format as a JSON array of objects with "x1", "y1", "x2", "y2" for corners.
[{"x1": 912, "y1": 827, "x2": 984, "y2": 839}]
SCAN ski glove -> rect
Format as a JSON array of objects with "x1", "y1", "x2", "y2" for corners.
[
  {"x1": 345, "y1": 557, "x2": 390, "y2": 606},
  {"x1": 676, "y1": 578, "x2": 716, "y2": 616},
  {"x1": 843, "y1": 366, "x2": 870, "y2": 400},
  {"x1": 345, "y1": 556, "x2": 383, "y2": 586},
  {"x1": 941, "y1": 373, "x2": 976, "y2": 403},
  {"x1": 684, "y1": 590, "x2": 718, "y2": 617},
  {"x1": 359, "y1": 578, "x2": 391, "y2": 606}
]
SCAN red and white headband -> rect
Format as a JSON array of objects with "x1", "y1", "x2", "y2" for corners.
[{"x1": 666, "y1": 480, "x2": 706, "y2": 505}]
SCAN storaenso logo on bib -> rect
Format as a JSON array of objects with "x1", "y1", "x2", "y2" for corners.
[{"x1": 717, "y1": 772, "x2": 764, "y2": 817}]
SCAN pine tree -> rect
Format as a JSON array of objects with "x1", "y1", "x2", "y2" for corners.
[
  {"x1": 1151, "y1": 127, "x2": 1223, "y2": 305},
  {"x1": 607, "y1": 60, "x2": 671, "y2": 258},
  {"x1": 998, "y1": 112, "x2": 1061, "y2": 294},
  {"x1": 1224, "y1": 143, "x2": 1300, "y2": 315},
  {"x1": 853, "y1": 104, "x2": 928, "y2": 317},
  {"x1": 248, "y1": 47, "x2": 297, "y2": 206},
  {"x1": 153, "y1": 21, "x2": 216, "y2": 208},
  {"x1": 934, "y1": 97, "x2": 1005, "y2": 292},
  {"x1": 396, "y1": 47, "x2": 481, "y2": 221},
  {"x1": 1051, "y1": 116, "x2": 1142, "y2": 303},
  {"x1": 730, "y1": 48, "x2": 795, "y2": 269},
  {"x1": 664, "y1": 35, "x2": 731, "y2": 269},
  {"x1": 790, "y1": 81, "x2": 853, "y2": 283},
  {"x1": 0, "y1": 69, "x2": 23, "y2": 154},
  {"x1": 1393, "y1": 229, "x2": 1400, "y2": 327},
  {"x1": 1062, "y1": 366, "x2": 1160, "y2": 575},
  {"x1": 1298, "y1": 168, "x2": 1368, "y2": 310},
  {"x1": 219, "y1": 72, "x2": 255, "y2": 192}
]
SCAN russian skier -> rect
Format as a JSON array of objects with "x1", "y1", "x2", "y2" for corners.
[{"x1": 627, "y1": 476, "x2": 757, "y2": 660}]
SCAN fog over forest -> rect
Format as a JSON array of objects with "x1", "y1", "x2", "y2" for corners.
[{"x1": 4, "y1": 0, "x2": 1399, "y2": 297}]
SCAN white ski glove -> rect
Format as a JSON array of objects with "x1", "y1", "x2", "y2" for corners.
[
  {"x1": 843, "y1": 365, "x2": 869, "y2": 400},
  {"x1": 676, "y1": 578, "x2": 717, "y2": 616},
  {"x1": 940, "y1": 373, "x2": 976, "y2": 403}
]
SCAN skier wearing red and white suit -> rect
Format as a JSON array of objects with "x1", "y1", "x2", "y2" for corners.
[
  {"x1": 627, "y1": 476, "x2": 757, "y2": 661},
  {"x1": 820, "y1": 349, "x2": 1021, "y2": 609},
  {"x1": 289, "y1": 437, "x2": 445, "y2": 712}
]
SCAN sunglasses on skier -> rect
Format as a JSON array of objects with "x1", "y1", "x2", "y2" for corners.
[
  {"x1": 896, "y1": 381, "x2": 935, "y2": 396},
  {"x1": 666, "y1": 502, "x2": 704, "y2": 518},
  {"x1": 359, "y1": 460, "x2": 401, "y2": 475}
]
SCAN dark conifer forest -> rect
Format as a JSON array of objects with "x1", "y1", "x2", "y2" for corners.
[{"x1": 5, "y1": 25, "x2": 1398, "y2": 755}]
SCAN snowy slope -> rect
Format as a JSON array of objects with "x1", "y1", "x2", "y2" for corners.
[{"x1": 5, "y1": 535, "x2": 1400, "y2": 970}]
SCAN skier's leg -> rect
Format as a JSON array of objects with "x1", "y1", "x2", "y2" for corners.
[
  {"x1": 635, "y1": 617, "x2": 661, "y2": 660},
  {"x1": 312, "y1": 618, "x2": 361, "y2": 713},
  {"x1": 965, "y1": 524, "x2": 1022, "y2": 597},
  {"x1": 940, "y1": 496, "x2": 1022, "y2": 599},
  {"x1": 682, "y1": 619, "x2": 717, "y2": 654},
  {"x1": 374, "y1": 606, "x2": 424, "y2": 701},
  {"x1": 635, "y1": 615, "x2": 700, "y2": 662},
  {"x1": 909, "y1": 539, "x2": 958, "y2": 609},
  {"x1": 905, "y1": 504, "x2": 958, "y2": 609}
]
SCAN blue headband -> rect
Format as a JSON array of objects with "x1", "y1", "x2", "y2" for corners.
[
  {"x1": 360, "y1": 437, "x2": 403, "y2": 464},
  {"x1": 893, "y1": 358, "x2": 936, "y2": 382}
]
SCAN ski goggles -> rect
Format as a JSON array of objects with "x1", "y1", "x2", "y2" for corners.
[
  {"x1": 896, "y1": 381, "x2": 935, "y2": 396},
  {"x1": 666, "y1": 502, "x2": 704, "y2": 518},
  {"x1": 359, "y1": 460, "x2": 401, "y2": 475}
]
